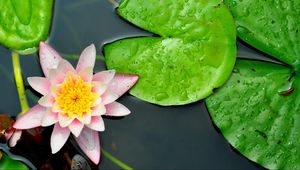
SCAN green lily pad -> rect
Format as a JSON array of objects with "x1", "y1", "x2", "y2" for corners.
[
  {"x1": 206, "y1": 59, "x2": 300, "y2": 169},
  {"x1": 206, "y1": 1, "x2": 300, "y2": 168},
  {"x1": 0, "y1": 0, "x2": 53, "y2": 52},
  {"x1": 224, "y1": 0, "x2": 300, "y2": 67},
  {"x1": 104, "y1": 0, "x2": 236, "y2": 105}
]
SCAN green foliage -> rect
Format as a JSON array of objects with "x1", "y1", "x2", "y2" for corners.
[
  {"x1": 224, "y1": 0, "x2": 300, "y2": 67},
  {"x1": 0, "y1": 153, "x2": 28, "y2": 170},
  {"x1": 207, "y1": 0, "x2": 300, "y2": 168},
  {"x1": 105, "y1": 0, "x2": 236, "y2": 105},
  {"x1": 0, "y1": 0, "x2": 53, "y2": 52},
  {"x1": 206, "y1": 60, "x2": 300, "y2": 169}
]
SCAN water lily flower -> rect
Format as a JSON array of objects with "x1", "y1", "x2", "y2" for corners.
[{"x1": 13, "y1": 42, "x2": 138, "y2": 164}]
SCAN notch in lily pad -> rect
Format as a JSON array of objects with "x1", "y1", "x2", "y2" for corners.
[{"x1": 206, "y1": 0, "x2": 300, "y2": 169}]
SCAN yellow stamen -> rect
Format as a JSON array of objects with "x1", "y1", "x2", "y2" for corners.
[{"x1": 55, "y1": 73, "x2": 97, "y2": 119}]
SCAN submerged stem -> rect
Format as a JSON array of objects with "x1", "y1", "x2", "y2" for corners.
[
  {"x1": 108, "y1": 0, "x2": 118, "y2": 6},
  {"x1": 61, "y1": 53, "x2": 105, "y2": 61},
  {"x1": 101, "y1": 148, "x2": 133, "y2": 170},
  {"x1": 12, "y1": 52, "x2": 29, "y2": 115}
]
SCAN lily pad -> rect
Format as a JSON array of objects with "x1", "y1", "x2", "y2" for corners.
[
  {"x1": 206, "y1": 59, "x2": 300, "y2": 169},
  {"x1": 0, "y1": 0, "x2": 53, "y2": 52},
  {"x1": 206, "y1": 0, "x2": 300, "y2": 169},
  {"x1": 224, "y1": 0, "x2": 300, "y2": 67},
  {"x1": 104, "y1": 0, "x2": 236, "y2": 105}
]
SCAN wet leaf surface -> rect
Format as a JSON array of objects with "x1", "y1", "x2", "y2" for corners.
[
  {"x1": 206, "y1": 60, "x2": 300, "y2": 169},
  {"x1": 224, "y1": 0, "x2": 300, "y2": 67},
  {"x1": 105, "y1": 0, "x2": 236, "y2": 105},
  {"x1": 206, "y1": 1, "x2": 300, "y2": 169}
]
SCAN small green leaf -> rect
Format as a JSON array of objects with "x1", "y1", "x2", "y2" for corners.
[
  {"x1": 224, "y1": 0, "x2": 300, "y2": 67},
  {"x1": 0, "y1": 153, "x2": 28, "y2": 170},
  {"x1": 206, "y1": 59, "x2": 300, "y2": 169},
  {"x1": 105, "y1": 0, "x2": 236, "y2": 105},
  {"x1": 0, "y1": 0, "x2": 53, "y2": 52}
]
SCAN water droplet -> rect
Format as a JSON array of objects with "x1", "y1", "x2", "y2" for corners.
[
  {"x1": 155, "y1": 92, "x2": 169, "y2": 101},
  {"x1": 233, "y1": 68, "x2": 240, "y2": 73},
  {"x1": 232, "y1": 1, "x2": 237, "y2": 7}
]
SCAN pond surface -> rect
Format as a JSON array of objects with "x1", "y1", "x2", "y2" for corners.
[{"x1": 0, "y1": 0, "x2": 281, "y2": 169}]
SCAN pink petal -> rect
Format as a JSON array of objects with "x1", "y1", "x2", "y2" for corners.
[
  {"x1": 50, "y1": 86, "x2": 59, "y2": 98},
  {"x1": 41, "y1": 109, "x2": 58, "y2": 127},
  {"x1": 57, "y1": 59, "x2": 76, "y2": 74},
  {"x1": 39, "y1": 42, "x2": 62, "y2": 77},
  {"x1": 108, "y1": 74, "x2": 139, "y2": 96},
  {"x1": 13, "y1": 105, "x2": 46, "y2": 129},
  {"x1": 68, "y1": 119, "x2": 84, "y2": 137},
  {"x1": 91, "y1": 104, "x2": 106, "y2": 116},
  {"x1": 49, "y1": 69, "x2": 65, "y2": 85},
  {"x1": 82, "y1": 114, "x2": 91, "y2": 125},
  {"x1": 92, "y1": 70, "x2": 115, "y2": 84},
  {"x1": 27, "y1": 77, "x2": 50, "y2": 95},
  {"x1": 38, "y1": 94, "x2": 55, "y2": 107},
  {"x1": 8, "y1": 130, "x2": 22, "y2": 147},
  {"x1": 86, "y1": 116, "x2": 105, "y2": 132},
  {"x1": 76, "y1": 44, "x2": 96, "y2": 72},
  {"x1": 52, "y1": 102, "x2": 61, "y2": 113},
  {"x1": 58, "y1": 113, "x2": 74, "y2": 128},
  {"x1": 102, "y1": 91, "x2": 119, "y2": 105},
  {"x1": 75, "y1": 127, "x2": 100, "y2": 164},
  {"x1": 92, "y1": 82, "x2": 107, "y2": 96},
  {"x1": 51, "y1": 123, "x2": 70, "y2": 154},
  {"x1": 105, "y1": 102, "x2": 131, "y2": 117},
  {"x1": 78, "y1": 67, "x2": 93, "y2": 82},
  {"x1": 95, "y1": 97, "x2": 102, "y2": 106}
]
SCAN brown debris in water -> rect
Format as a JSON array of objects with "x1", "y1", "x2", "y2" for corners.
[
  {"x1": 279, "y1": 87, "x2": 295, "y2": 96},
  {"x1": 0, "y1": 114, "x2": 15, "y2": 143}
]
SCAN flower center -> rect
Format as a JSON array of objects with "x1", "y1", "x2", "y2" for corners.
[{"x1": 55, "y1": 73, "x2": 97, "y2": 119}]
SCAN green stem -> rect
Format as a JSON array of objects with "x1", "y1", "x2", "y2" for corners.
[
  {"x1": 61, "y1": 53, "x2": 105, "y2": 61},
  {"x1": 101, "y1": 148, "x2": 133, "y2": 170},
  {"x1": 12, "y1": 52, "x2": 29, "y2": 115}
]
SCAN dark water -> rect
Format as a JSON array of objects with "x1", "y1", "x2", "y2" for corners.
[{"x1": 0, "y1": 0, "x2": 280, "y2": 169}]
